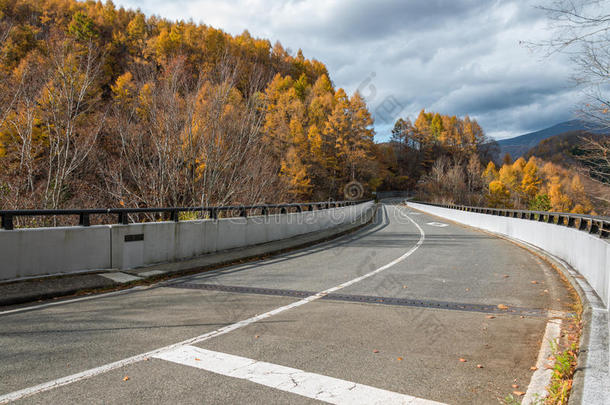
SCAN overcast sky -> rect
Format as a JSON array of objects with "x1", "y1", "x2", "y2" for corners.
[{"x1": 113, "y1": 0, "x2": 582, "y2": 141}]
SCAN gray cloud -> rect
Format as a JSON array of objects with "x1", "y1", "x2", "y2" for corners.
[{"x1": 114, "y1": 0, "x2": 583, "y2": 140}]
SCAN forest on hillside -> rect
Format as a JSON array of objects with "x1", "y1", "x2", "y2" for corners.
[
  {"x1": 0, "y1": 0, "x2": 377, "y2": 211},
  {"x1": 383, "y1": 111, "x2": 604, "y2": 215},
  {"x1": 0, "y1": 0, "x2": 605, "y2": 217}
]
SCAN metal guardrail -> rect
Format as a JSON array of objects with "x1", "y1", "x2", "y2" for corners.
[
  {"x1": 413, "y1": 201, "x2": 610, "y2": 239},
  {"x1": 0, "y1": 200, "x2": 371, "y2": 230}
]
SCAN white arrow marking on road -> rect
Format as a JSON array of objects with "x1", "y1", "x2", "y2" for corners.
[
  {"x1": 154, "y1": 345, "x2": 445, "y2": 405},
  {"x1": 426, "y1": 222, "x2": 449, "y2": 227}
]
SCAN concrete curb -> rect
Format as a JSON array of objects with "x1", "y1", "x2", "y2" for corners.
[
  {"x1": 0, "y1": 204, "x2": 377, "y2": 308},
  {"x1": 405, "y1": 202, "x2": 609, "y2": 404}
]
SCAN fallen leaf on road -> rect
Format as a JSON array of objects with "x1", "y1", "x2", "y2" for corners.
[
  {"x1": 459, "y1": 358, "x2": 467, "y2": 362},
  {"x1": 373, "y1": 349, "x2": 379, "y2": 353},
  {"x1": 512, "y1": 384, "x2": 519, "y2": 389},
  {"x1": 503, "y1": 275, "x2": 509, "y2": 278},
  {"x1": 544, "y1": 364, "x2": 554, "y2": 370},
  {"x1": 513, "y1": 391, "x2": 525, "y2": 396},
  {"x1": 123, "y1": 376, "x2": 129, "y2": 381},
  {"x1": 476, "y1": 364, "x2": 483, "y2": 368},
  {"x1": 255, "y1": 335, "x2": 260, "y2": 339},
  {"x1": 497, "y1": 304, "x2": 509, "y2": 310},
  {"x1": 531, "y1": 280, "x2": 538, "y2": 284},
  {"x1": 143, "y1": 357, "x2": 149, "y2": 361},
  {"x1": 397, "y1": 357, "x2": 403, "y2": 361},
  {"x1": 195, "y1": 358, "x2": 201, "y2": 361},
  {"x1": 544, "y1": 289, "x2": 549, "y2": 293},
  {"x1": 403, "y1": 285, "x2": 407, "y2": 289},
  {"x1": 465, "y1": 288, "x2": 470, "y2": 291},
  {"x1": 530, "y1": 366, "x2": 538, "y2": 371},
  {"x1": 486, "y1": 315, "x2": 495, "y2": 319}
]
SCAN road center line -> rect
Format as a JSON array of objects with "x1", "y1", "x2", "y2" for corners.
[
  {"x1": 153, "y1": 345, "x2": 445, "y2": 405},
  {"x1": 0, "y1": 206, "x2": 425, "y2": 404}
]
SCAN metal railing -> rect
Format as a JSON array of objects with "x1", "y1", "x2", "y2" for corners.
[
  {"x1": 413, "y1": 201, "x2": 610, "y2": 239},
  {"x1": 0, "y1": 200, "x2": 371, "y2": 230}
]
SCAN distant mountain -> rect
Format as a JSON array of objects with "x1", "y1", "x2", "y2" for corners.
[
  {"x1": 524, "y1": 130, "x2": 595, "y2": 164},
  {"x1": 497, "y1": 120, "x2": 595, "y2": 159}
]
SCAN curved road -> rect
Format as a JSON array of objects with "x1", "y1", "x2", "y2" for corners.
[{"x1": 0, "y1": 201, "x2": 574, "y2": 404}]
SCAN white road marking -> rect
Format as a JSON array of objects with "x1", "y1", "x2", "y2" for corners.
[
  {"x1": 99, "y1": 272, "x2": 142, "y2": 283},
  {"x1": 0, "y1": 206, "x2": 426, "y2": 404},
  {"x1": 425, "y1": 222, "x2": 448, "y2": 228},
  {"x1": 154, "y1": 345, "x2": 445, "y2": 405},
  {"x1": 522, "y1": 318, "x2": 562, "y2": 404}
]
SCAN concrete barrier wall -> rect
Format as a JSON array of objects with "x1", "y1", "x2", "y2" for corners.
[
  {"x1": 408, "y1": 202, "x2": 610, "y2": 309},
  {"x1": 0, "y1": 225, "x2": 112, "y2": 279},
  {"x1": 0, "y1": 202, "x2": 373, "y2": 280}
]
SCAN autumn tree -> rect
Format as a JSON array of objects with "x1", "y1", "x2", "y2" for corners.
[
  {"x1": 521, "y1": 157, "x2": 542, "y2": 203},
  {"x1": 39, "y1": 38, "x2": 105, "y2": 210}
]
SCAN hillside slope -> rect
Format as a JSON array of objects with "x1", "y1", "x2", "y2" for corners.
[
  {"x1": 524, "y1": 131, "x2": 610, "y2": 215},
  {"x1": 0, "y1": 0, "x2": 377, "y2": 211},
  {"x1": 498, "y1": 120, "x2": 591, "y2": 158}
]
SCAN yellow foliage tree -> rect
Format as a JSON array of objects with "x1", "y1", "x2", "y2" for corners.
[
  {"x1": 488, "y1": 180, "x2": 511, "y2": 207},
  {"x1": 280, "y1": 147, "x2": 311, "y2": 197},
  {"x1": 548, "y1": 178, "x2": 572, "y2": 212},
  {"x1": 520, "y1": 157, "x2": 541, "y2": 202},
  {"x1": 483, "y1": 161, "x2": 498, "y2": 182}
]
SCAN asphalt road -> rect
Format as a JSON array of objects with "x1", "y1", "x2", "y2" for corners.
[{"x1": 0, "y1": 201, "x2": 575, "y2": 404}]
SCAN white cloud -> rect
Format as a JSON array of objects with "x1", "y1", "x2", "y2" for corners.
[{"x1": 114, "y1": 0, "x2": 580, "y2": 141}]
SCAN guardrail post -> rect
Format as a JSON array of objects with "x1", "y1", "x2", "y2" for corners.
[
  {"x1": 295, "y1": 206, "x2": 302, "y2": 213},
  {"x1": 280, "y1": 207, "x2": 287, "y2": 214},
  {"x1": 546, "y1": 214, "x2": 555, "y2": 224},
  {"x1": 557, "y1": 215, "x2": 566, "y2": 226},
  {"x1": 211, "y1": 208, "x2": 218, "y2": 220},
  {"x1": 261, "y1": 207, "x2": 268, "y2": 216},
  {"x1": 239, "y1": 207, "x2": 247, "y2": 218},
  {"x1": 170, "y1": 210, "x2": 179, "y2": 222},
  {"x1": 308, "y1": 205, "x2": 313, "y2": 211},
  {"x1": 579, "y1": 218, "x2": 588, "y2": 230},
  {"x1": 1, "y1": 213, "x2": 13, "y2": 230},
  {"x1": 79, "y1": 213, "x2": 90, "y2": 227},
  {"x1": 118, "y1": 212, "x2": 128, "y2": 225},
  {"x1": 589, "y1": 221, "x2": 600, "y2": 235}
]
